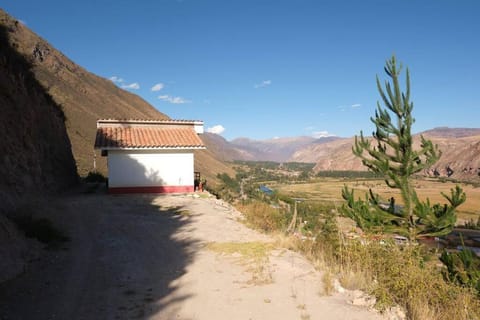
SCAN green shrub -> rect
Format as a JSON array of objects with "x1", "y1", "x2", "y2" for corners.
[
  {"x1": 440, "y1": 248, "x2": 480, "y2": 294},
  {"x1": 84, "y1": 171, "x2": 106, "y2": 183}
]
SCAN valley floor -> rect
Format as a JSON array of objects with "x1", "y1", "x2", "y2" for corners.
[{"x1": 0, "y1": 190, "x2": 386, "y2": 320}]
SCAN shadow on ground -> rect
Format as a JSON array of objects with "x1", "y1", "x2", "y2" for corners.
[{"x1": 0, "y1": 190, "x2": 200, "y2": 320}]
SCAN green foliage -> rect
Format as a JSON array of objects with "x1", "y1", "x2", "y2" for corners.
[
  {"x1": 232, "y1": 161, "x2": 314, "y2": 184},
  {"x1": 316, "y1": 170, "x2": 382, "y2": 179},
  {"x1": 217, "y1": 173, "x2": 240, "y2": 191},
  {"x1": 233, "y1": 160, "x2": 315, "y2": 172},
  {"x1": 298, "y1": 202, "x2": 335, "y2": 234},
  {"x1": 84, "y1": 171, "x2": 106, "y2": 183},
  {"x1": 213, "y1": 173, "x2": 241, "y2": 201},
  {"x1": 315, "y1": 212, "x2": 340, "y2": 260},
  {"x1": 342, "y1": 187, "x2": 403, "y2": 234},
  {"x1": 342, "y1": 56, "x2": 466, "y2": 240},
  {"x1": 440, "y1": 248, "x2": 480, "y2": 294},
  {"x1": 414, "y1": 185, "x2": 466, "y2": 237}
]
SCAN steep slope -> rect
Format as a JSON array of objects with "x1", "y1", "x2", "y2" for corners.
[
  {"x1": 0, "y1": 9, "x2": 167, "y2": 176},
  {"x1": 0, "y1": 19, "x2": 77, "y2": 207},
  {"x1": 0, "y1": 18, "x2": 77, "y2": 283},
  {"x1": 422, "y1": 130, "x2": 480, "y2": 181},
  {"x1": 200, "y1": 133, "x2": 248, "y2": 162}
]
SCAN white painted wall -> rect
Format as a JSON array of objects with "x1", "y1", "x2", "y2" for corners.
[{"x1": 107, "y1": 150, "x2": 194, "y2": 188}]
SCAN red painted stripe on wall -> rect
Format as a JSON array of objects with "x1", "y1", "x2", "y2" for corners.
[{"x1": 108, "y1": 186, "x2": 194, "y2": 194}]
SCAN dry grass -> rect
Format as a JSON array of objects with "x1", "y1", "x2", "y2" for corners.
[
  {"x1": 273, "y1": 234, "x2": 480, "y2": 320},
  {"x1": 206, "y1": 241, "x2": 274, "y2": 285},
  {"x1": 274, "y1": 177, "x2": 480, "y2": 221},
  {"x1": 321, "y1": 272, "x2": 335, "y2": 296},
  {"x1": 339, "y1": 269, "x2": 369, "y2": 291},
  {"x1": 236, "y1": 201, "x2": 287, "y2": 233}
]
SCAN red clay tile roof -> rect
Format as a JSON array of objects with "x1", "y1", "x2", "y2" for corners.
[{"x1": 95, "y1": 126, "x2": 205, "y2": 149}]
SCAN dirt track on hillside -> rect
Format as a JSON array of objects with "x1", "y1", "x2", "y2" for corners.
[{"x1": 0, "y1": 191, "x2": 387, "y2": 320}]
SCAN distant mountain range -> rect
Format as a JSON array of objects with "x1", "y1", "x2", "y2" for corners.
[
  {"x1": 211, "y1": 127, "x2": 480, "y2": 182},
  {"x1": 204, "y1": 134, "x2": 341, "y2": 162}
]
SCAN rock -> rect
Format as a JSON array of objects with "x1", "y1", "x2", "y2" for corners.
[
  {"x1": 333, "y1": 278, "x2": 345, "y2": 293},
  {"x1": 383, "y1": 306, "x2": 407, "y2": 320},
  {"x1": 350, "y1": 290, "x2": 376, "y2": 308}
]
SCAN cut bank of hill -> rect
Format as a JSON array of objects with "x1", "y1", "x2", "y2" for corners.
[{"x1": 0, "y1": 9, "x2": 233, "y2": 183}]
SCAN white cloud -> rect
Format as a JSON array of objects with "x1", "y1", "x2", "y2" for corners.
[
  {"x1": 207, "y1": 125, "x2": 225, "y2": 135},
  {"x1": 109, "y1": 76, "x2": 124, "y2": 83},
  {"x1": 151, "y1": 83, "x2": 164, "y2": 92},
  {"x1": 338, "y1": 103, "x2": 361, "y2": 111},
  {"x1": 158, "y1": 95, "x2": 190, "y2": 104},
  {"x1": 121, "y1": 82, "x2": 140, "y2": 90},
  {"x1": 311, "y1": 131, "x2": 336, "y2": 139},
  {"x1": 254, "y1": 80, "x2": 272, "y2": 89}
]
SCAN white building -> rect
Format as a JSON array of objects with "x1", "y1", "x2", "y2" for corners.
[{"x1": 94, "y1": 119, "x2": 205, "y2": 193}]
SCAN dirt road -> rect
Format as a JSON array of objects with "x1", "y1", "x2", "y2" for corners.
[{"x1": 0, "y1": 192, "x2": 386, "y2": 320}]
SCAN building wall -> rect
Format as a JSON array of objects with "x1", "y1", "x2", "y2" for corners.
[{"x1": 107, "y1": 150, "x2": 194, "y2": 193}]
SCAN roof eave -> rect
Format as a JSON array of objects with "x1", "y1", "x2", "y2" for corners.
[{"x1": 94, "y1": 146, "x2": 206, "y2": 151}]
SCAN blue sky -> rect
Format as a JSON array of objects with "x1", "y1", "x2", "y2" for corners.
[{"x1": 3, "y1": 0, "x2": 480, "y2": 140}]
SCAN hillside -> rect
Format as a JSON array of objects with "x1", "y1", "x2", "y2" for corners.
[
  {"x1": 0, "y1": 17, "x2": 78, "y2": 205},
  {"x1": 0, "y1": 16, "x2": 78, "y2": 283},
  {"x1": 200, "y1": 133, "x2": 247, "y2": 162},
  {"x1": 0, "y1": 9, "x2": 232, "y2": 184},
  {"x1": 291, "y1": 128, "x2": 480, "y2": 182},
  {"x1": 0, "y1": 9, "x2": 167, "y2": 176}
]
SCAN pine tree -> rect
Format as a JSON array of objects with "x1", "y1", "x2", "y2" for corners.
[{"x1": 342, "y1": 56, "x2": 466, "y2": 241}]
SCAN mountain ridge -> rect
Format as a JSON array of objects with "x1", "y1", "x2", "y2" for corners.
[{"x1": 210, "y1": 127, "x2": 480, "y2": 181}]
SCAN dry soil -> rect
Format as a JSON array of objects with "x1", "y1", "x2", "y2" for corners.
[{"x1": 0, "y1": 191, "x2": 387, "y2": 320}]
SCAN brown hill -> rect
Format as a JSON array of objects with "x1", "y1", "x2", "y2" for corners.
[
  {"x1": 0, "y1": 9, "x2": 167, "y2": 176},
  {"x1": 0, "y1": 16, "x2": 77, "y2": 206},
  {"x1": 200, "y1": 133, "x2": 249, "y2": 162},
  {"x1": 291, "y1": 128, "x2": 480, "y2": 182},
  {"x1": 0, "y1": 13, "x2": 79, "y2": 283},
  {"x1": 1, "y1": 9, "x2": 231, "y2": 184},
  {"x1": 194, "y1": 134, "x2": 236, "y2": 184}
]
